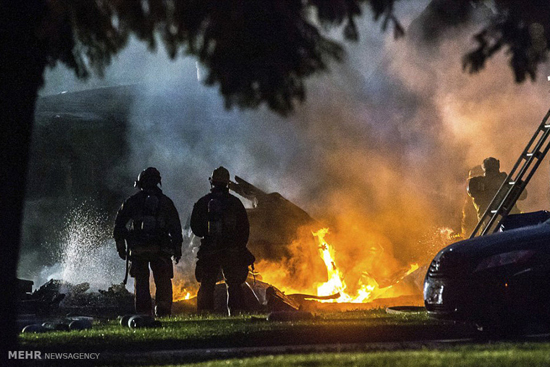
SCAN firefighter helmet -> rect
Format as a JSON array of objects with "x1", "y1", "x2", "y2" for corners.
[
  {"x1": 482, "y1": 157, "x2": 500, "y2": 173},
  {"x1": 209, "y1": 166, "x2": 230, "y2": 186},
  {"x1": 135, "y1": 167, "x2": 162, "y2": 189}
]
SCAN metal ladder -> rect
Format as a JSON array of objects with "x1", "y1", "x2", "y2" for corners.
[{"x1": 470, "y1": 109, "x2": 550, "y2": 238}]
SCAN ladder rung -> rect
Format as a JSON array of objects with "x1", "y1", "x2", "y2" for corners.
[
  {"x1": 525, "y1": 151, "x2": 542, "y2": 158},
  {"x1": 509, "y1": 181, "x2": 515, "y2": 185},
  {"x1": 544, "y1": 124, "x2": 550, "y2": 128}
]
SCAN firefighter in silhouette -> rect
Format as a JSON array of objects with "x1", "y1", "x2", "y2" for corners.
[
  {"x1": 467, "y1": 157, "x2": 527, "y2": 221},
  {"x1": 113, "y1": 167, "x2": 183, "y2": 317},
  {"x1": 190, "y1": 166, "x2": 254, "y2": 315},
  {"x1": 461, "y1": 165, "x2": 484, "y2": 237}
]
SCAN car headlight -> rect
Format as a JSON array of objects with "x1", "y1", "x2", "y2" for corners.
[{"x1": 424, "y1": 279, "x2": 445, "y2": 305}]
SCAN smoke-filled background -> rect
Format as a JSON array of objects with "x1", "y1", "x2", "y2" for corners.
[{"x1": 19, "y1": 0, "x2": 550, "y2": 299}]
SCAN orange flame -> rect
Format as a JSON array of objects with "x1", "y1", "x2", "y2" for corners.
[
  {"x1": 173, "y1": 290, "x2": 192, "y2": 302},
  {"x1": 314, "y1": 228, "x2": 349, "y2": 300},
  {"x1": 171, "y1": 277, "x2": 196, "y2": 302},
  {"x1": 167, "y1": 224, "x2": 426, "y2": 305},
  {"x1": 312, "y1": 228, "x2": 418, "y2": 303}
]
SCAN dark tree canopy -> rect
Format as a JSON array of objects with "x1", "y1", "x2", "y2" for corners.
[
  {"x1": 33, "y1": 1, "x2": 550, "y2": 113},
  {"x1": 39, "y1": 0, "x2": 403, "y2": 115},
  {"x1": 463, "y1": 0, "x2": 550, "y2": 82},
  {"x1": 26, "y1": 1, "x2": 550, "y2": 113}
]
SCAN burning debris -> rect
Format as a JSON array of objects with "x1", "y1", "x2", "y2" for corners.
[
  {"x1": 172, "y1": 276, "x2": 342, "y2": 315},
  {"x1": 226, "y1": 176, "x2": 427, "y2": 308},
  {"x1": 171, "y1": 175, "x2": 430, "y2": 314},
  {"x1": 313, "y1": 227, "x2": 421, "y2": 303}
]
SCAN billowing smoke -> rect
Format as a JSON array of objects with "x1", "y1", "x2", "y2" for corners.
[{"x1": 23, "y1": 0, "x2": 550, "y2": 299}]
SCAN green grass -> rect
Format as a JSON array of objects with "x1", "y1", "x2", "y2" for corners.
[
  {"x1": 162, "y1": 344, "x2": 550, "y2": 367},
  {"x1": 18, "y1": 311, "x2": 550, "y2": 366},
  {"x1": 19, "y1": 310, "x2": 447, "y2": 352}
]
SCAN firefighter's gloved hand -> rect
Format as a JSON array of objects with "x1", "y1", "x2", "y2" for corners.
[{"x1": 116, "y1": 239, "x2": 126, "y2": 260}]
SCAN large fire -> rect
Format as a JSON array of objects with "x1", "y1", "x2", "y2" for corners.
[
  {"x1": 171, "y1": 227, "x2": 423, "y2": 304},
  {"x1": 313, "y1": 228, "x2": 418, "y2": 303}
]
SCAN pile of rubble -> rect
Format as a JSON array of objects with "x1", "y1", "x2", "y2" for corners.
[{"x1": 17, "y1": 278, "x2": 134, "y2": 332}]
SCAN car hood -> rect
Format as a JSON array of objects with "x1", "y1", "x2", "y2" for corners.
[{"x1": 434, "y1": 221, "x2": 550, "y2": 263}]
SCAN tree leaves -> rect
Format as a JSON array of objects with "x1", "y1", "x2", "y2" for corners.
[
  {"x1": 463, "y1": 0, "x2": 550, "y2": 83},
  {"x1": 40, "y1": 0, "x2": 391, "y2": 115},
  {"x1": 37, "y1": 0, "x2": 550, "y2": 115}
]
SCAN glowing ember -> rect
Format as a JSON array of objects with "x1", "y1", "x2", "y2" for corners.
[
  {"x1": 171, "y1": 278, "x2": 196, "y2": 302},
  {"x1": 439, "y1": 227, "x2": 459, "y2": 241},
  {"x1": 173, "y1": 291, "x2": 192, "y2": 302}
]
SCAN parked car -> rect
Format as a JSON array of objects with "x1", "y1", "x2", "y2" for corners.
[{"x1": 424, "y1": 211, "x2": 550, "y2": 332}]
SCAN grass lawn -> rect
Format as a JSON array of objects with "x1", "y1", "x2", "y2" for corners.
[
  {"x1": 19, "y1": 310, "x2": 550, "y2": 366},
  {"x1": 173, "y1": 344, "x2": 550, "y2": 367},
  {"x1": 19, "y1": 310, "x2": 455, "y2": 352}
]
